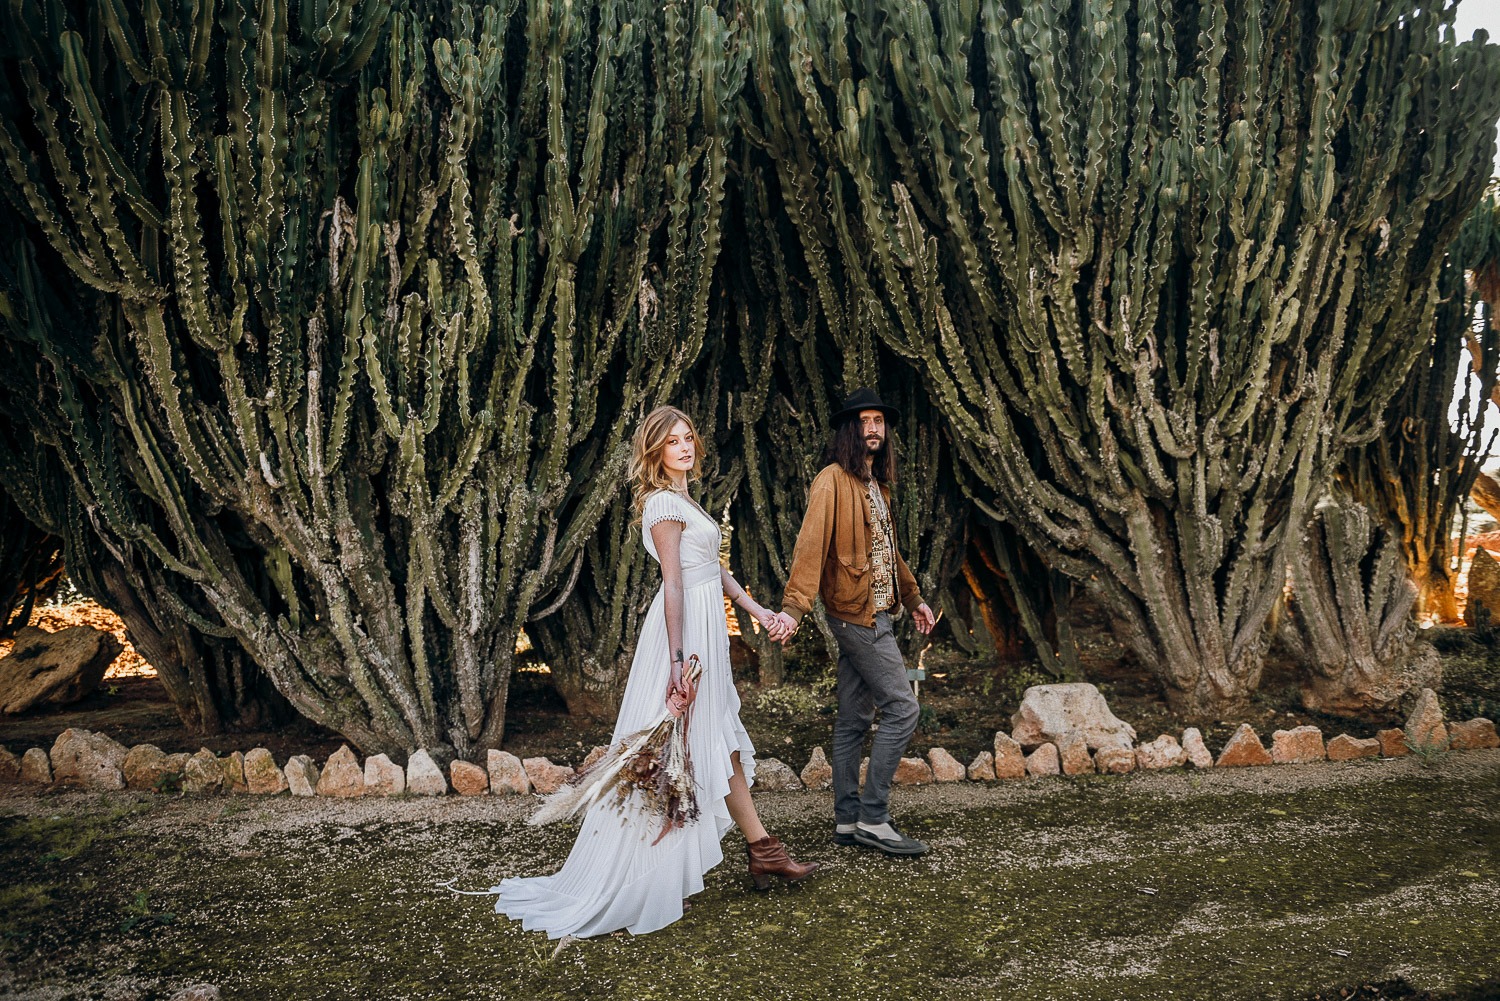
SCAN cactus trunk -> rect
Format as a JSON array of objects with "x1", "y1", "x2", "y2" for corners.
[{"x1": 1280, "y1": 498, "x2": 1441, "y2": 716}]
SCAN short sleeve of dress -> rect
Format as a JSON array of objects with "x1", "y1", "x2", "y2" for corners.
[{"x1": 641, "y1": 490, "x2": 686, "y2": 530}]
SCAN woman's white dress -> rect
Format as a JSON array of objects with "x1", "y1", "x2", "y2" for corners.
[{"x1": 493, "y1": 489, "x2": 757, "y2": 938}]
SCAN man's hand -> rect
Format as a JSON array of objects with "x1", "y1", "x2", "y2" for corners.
[
  {"x1": 912, "y1": 603, "x2": 937, "y2": 635},
  {"x1": 755, "y1": 607, "x2": 789, "y2": 642},
  {"x1": 772, "y1": 611, "x2": 799, "y2": 644}
]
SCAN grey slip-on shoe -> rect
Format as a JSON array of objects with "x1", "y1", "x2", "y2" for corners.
[{"x1": 852, "y1": 824, "x2": 929, "y2": 856}]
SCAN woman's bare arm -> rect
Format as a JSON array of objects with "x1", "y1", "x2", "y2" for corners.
[{"x1": 651, "y1": 519, "x2": 688, "y2": 694}]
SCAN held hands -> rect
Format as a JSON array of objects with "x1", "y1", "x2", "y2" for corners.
[{"x1": 756, "y1": 606, "x2": 796, "y2": 643}]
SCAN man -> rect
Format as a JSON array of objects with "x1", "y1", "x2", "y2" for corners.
[{"x1": 775, "y1": 387, "x2": 937, "y2": 857}]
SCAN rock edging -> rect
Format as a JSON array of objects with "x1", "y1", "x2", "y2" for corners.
[{"x1": 2, "y1": 688, "x2": 1493, "y2": 800}]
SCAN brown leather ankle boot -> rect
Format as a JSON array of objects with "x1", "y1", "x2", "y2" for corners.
[{"x1": 746, "y1": 835, "x2": 820, "y2": 891}]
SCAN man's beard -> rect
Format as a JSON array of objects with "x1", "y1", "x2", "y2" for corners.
[{"x1": 865, "y1": 435, "x2": 884, "y2": 453}]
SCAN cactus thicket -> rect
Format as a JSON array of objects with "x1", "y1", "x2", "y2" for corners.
[
  {"x1": 747, "y1": 0, "x2": 1500, "y2": 713},
  {"x1": 0, "y1": 0, "x2": 746, "y2": 756}
]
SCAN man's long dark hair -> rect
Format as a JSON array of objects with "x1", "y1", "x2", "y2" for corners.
[{"x1": 824, "y1": 417, "x2": 897, "y2": 485}]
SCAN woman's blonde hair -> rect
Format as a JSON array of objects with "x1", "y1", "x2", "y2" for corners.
[{"x1": 630, "y1": 405, "x2": 702, "y2": 521}]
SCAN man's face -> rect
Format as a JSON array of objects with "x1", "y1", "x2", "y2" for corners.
[{"x1": 859, "y1": 410, "x2": 886, "y2": 453}]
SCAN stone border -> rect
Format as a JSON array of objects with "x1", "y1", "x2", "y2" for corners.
[{"x1": 2, "y1": 689, "x2": 1495, "y2": 798}]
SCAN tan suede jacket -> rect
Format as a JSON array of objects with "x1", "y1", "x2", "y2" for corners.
[{"x1": 780, "y1": 464, "x2": 924, "y2": 627}]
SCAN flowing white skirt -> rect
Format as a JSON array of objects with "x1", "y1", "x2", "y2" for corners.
[{"x1": 494, "y1": 563, "x2": 756, "y2": 938}]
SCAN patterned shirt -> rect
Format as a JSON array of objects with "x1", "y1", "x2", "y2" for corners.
[{"x1": 867, "y1": 479, "x2": 898, "y2": 613}]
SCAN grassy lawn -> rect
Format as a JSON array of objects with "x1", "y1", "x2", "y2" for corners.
[{"x1": 1, "y1": 750, "x2": 1497, "y2": 1001}]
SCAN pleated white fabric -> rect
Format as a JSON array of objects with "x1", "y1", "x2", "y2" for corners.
[{"x1": 492, "y1": 489, "x2": 757, "y2": 938}]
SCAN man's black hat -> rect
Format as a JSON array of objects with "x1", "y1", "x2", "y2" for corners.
[{"x1": 831, "y1": 387, "x2": 901, "y2": 427}]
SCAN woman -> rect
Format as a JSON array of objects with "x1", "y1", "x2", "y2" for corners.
[{"x1": 492, "y1": 405, "x2": 819, "y2": 938}]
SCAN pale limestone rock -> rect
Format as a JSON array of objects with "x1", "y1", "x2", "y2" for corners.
[
  {"x1": 243, "y1": 748, "x2": 288, "y2": 794},
  {"x1": 754, "y1": 758, "x2": 803, "y2": 791},
  {"x1": 1181, "y1": 728, "x2": 1213, "y2": 769},
  {"x1": 1270, "y1": 725, "x2": 1326, "y2": 764},
  {"x1": 1215, "y1": 724, "x2": 1273, "y2": 767},
  {"x1": 284, "y1": 755, "x2": 319, "y2": 797},
  {"x1": 892, "y1": 757, "x2": 935, "y2": 785},
  {"x1": 317, "y1": 745, "x2": 364, "y2": 797},
  {"x1": 1377, "y1": 728, "x2": 1409, "y2": 757},
  {"x1": 993, "y1": 732, "x2": 1026, "y2": 780},
  {"x1": 451, "y1": 760, "x2": 489, "y2": 796},
  {"x1": 1094, "y1": 746, "x2": 1136, "y2": 774},
  {"x1": 966, "y1": 751, "x2": 996, "y2": 781},
  {"x1": 1404, "y1": 689, "x2": 1449, "y2": 752},
  {"x1": 486, "y1": 750, "x2": 530, "y2": 795},
  {"x1": 927, "y1": 747, "x2": 966, "y2": 783},
  {"x1": 1056, "y1": 732, "x2": 1094, "y2": 775},
  {"x1": 1448, "y1": 718, "x2": 1500, "y2": 750},
  {"x1": 523, "y1": 756, "x2": 574, "y2": 795},
  {"x1": 1136, "y1": 734, "x2": 1188, "y2": 770},
  {"x1": 21, "y1": 747, "x2": 51, "y2": 784},
  {"x1": 1326, "y1": 734, "x2": 1381, "y2": 761},
  {"x1": 363, "y1": 753, "x2": 405, "y2": 796},
  {"x1": 123, "y1": 744, "x2": 182, "y2": 791},
  {"x1": 1024, "y1": 743, "x2": 1060, "y2": 777},
  {"x1": 0, "y1": 625, "x2": 120, "y2": 713},
  {"x1": 1010, "y1": 683, "x2": 1136, "y2": 751},
  {"x1": 182, "y1": 749, "x2": 224, "y2": 795},
  {"x1": 49, "y1": 728, "x2": 127, "y2": 790},
  {"x1": 407, "y1": 750, "x2": 447, "y2": 796},
  {"x1": 800, "y1": 747, "x2": 833, "y2": 790}
]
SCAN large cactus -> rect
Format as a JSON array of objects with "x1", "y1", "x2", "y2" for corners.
[
  {"x1": 719, "y1": 140, "x2": 969, "y2": 683},
  {"x1": 748, "y1": 0, "x2": 1500, "y2": 713},
  {"x1": 0, "y1": 0, "x2": 746, "y2": 756},
  {"x1": 1343, "y1": 190, "x2": 1500, "y2": 623}
]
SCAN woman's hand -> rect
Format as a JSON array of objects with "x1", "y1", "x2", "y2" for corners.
[{"x1": 665, "y1": 658, "x2": 697, "y2": 717}]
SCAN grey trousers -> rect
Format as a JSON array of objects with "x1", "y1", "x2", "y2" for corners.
[{"x1": 829, "y1": 611, "x2": 919, "y2": 825}]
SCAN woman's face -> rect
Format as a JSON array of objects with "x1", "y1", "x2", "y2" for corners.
[{"x1": 661, "y1": 420, "x2": 696, "y2": 476}]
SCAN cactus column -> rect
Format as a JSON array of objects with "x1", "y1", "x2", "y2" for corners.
[
  {"x1": 0, "y1": 0, "x2": 745, "y2": 756},
  {"x1": 748, "y1": 0, "x2": 1500, "y2": 713},
  {"x1": 1344, "y1": 191, "x2": 1500, "y2": 623}
]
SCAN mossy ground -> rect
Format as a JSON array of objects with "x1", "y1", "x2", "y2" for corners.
[{"x1": 1, "y1": 751, "x2": 1497, "y2": 1001}]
